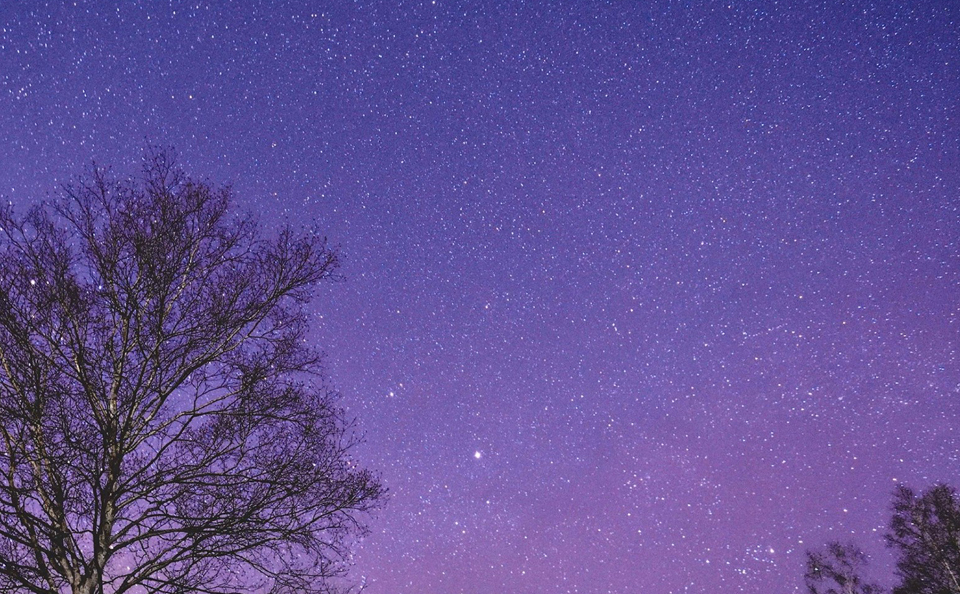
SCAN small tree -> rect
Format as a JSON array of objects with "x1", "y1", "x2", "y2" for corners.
[
  {"x1": 805, "y1": 541, "x2": 884, "y2": 594},
  {"x1": 0, "y1": 151, "x2": 385, "y2": 594},
  {"x1": 888, "y1": 484, "x2": 960, "y2": 594}
]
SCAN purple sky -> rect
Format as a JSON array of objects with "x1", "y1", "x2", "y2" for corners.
[{"x1": 1, "y1": 1, "x2": 958, "y2": 592}]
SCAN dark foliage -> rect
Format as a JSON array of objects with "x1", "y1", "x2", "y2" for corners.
[
  {"x1": 0, "y1": 151, "x2": 385, "y2": 594},
  {"x1": 805, "y1": 541, "x2": 884, "y2": 594},
  {"x1": 888, "y1": 484, "x2": 960, "y2": 594}
]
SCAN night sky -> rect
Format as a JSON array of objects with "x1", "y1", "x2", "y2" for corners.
[{"x1": 1, "y1": 1, "x2": 958, "y2": 593}]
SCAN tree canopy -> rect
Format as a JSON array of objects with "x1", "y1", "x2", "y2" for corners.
[
  {"x1": 888, "y1": 484, "x2": 960, "y2": 594},
  {"x1": 0, "y1": 151, "x2": 385, "y2": 594},
  {"x1": 805, "y1": 541, "x2": 883, "y2": 594},
  {"x1": 805, "y1": 483, "x2": 960, "y2": 594}
]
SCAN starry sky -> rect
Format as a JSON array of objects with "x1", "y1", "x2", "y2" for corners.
[{"x1": 1, "y1": 1, "x2": 958, "y2": 592}]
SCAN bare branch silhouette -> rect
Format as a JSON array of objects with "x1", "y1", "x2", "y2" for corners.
[{"x1": 0, "y1": 150, "x2": 385, "y2": 594}]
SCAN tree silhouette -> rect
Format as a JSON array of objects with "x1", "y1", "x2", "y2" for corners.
[
  {"x1": 805, "y1": 541, "x2": 884, "y2": 594},
  {"x1": 0, "y1": 151, "x2": 385, "y2": 594},
  {"x1": 888, "y1": 483, "x2": 960, "y2": 594}
]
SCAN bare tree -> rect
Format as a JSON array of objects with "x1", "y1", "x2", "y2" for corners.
[
  {"x1": 888, "y1": 484, "x2": 960, "y2": 594},
  {"x1": 0, "y1": 151, "x2": 385, "y2": 594},
  {"x1": 805, "y1": 541, "x2": 884, "y2": 594}
]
